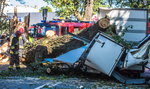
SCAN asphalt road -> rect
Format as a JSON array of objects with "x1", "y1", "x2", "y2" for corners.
[
  {"x1": 0, "y1": 77, "x2": 103, "y2": 89},
  {"x1": 0, "y1": 76, "x2": 149, "y2": 89}
]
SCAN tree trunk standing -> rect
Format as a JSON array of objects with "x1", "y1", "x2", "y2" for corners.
[
  {"x1": 1, "y1": 0, "x2": 6, "y2": 16},
  {"x1": 24, "y1": 13, "x2": 30, "y2": 33},
  {"x1": 84, "y1": 0, "x2": 94, "y2": 21},
  {"x1": 9, "y1": 19, "x2": 15, "y2": 35},
  {"x1": 14, "y1": 7, "x2": 17, "y2": 17},
  {"x1": 0, "y1": 0, "x2": 7, "y2": 34},
  {"x1": 9, "y1": 7, "x2": 18, "y2": 36},
  {"x1": 74, "y1": 11, "x2": 84, "y2": 21},
  {"x1": 0, "y1": 0, "x2": 6, "y2": 16}
]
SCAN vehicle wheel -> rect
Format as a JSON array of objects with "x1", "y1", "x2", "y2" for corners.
[
  {"x1": 56, "y1": 63, "x2": 71, "y2": 74},
  {"x1": 46, "y1": 68, "x2": 51, "y2": 74}
]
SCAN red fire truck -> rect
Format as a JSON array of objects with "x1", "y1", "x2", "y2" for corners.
[{"x1": 27, "y1": 20, "x2": 94, "y2": 39}]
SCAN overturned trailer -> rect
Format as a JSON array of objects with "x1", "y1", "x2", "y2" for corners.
[{"x1": 81, "y1": 32, "x2": 150, "y2": 84}]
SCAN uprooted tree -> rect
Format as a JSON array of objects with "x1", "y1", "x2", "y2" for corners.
[
  {"x1": 22, "y1": 17, "x2": 135, "y2": 64},
  {"x1": 23, "y1": 21, "x2": 103, "y2": 64},
  {"x1": 23, "y1": 17, "x2": 127, "y2": 64}
]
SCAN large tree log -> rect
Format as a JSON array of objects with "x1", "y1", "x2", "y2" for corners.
[{"x1": 23, "y1": 20, "x2": 107, "y2": 64}]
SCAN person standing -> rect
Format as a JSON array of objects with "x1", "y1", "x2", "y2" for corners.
[
  {"x1": 18, "y1": 32, "x2": 29, "y2": 59},
  {"x1": 8, "y1": 31, "x2": 22, "y2": 70}
]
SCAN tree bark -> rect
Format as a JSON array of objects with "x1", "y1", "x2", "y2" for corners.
[
  {"x1": 0, "y1": 0, "x2": 6, "y2": 16},
  {"x1": 14, "y1": 7, "x2": 17, "y2": 17},
  {"x1": 24, "y1": 13, "x2": 30, "y2": 35},
  {"x1": 74, "y1": 10, "x2": 84, "y2": 21},
  {"x1": 84, "y1": 0, "x2": 94, "y2": 21}
]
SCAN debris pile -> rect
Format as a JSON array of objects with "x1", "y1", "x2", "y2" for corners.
[{"x1": 0, "y1": 41, "x2": 9, "y2": 63}]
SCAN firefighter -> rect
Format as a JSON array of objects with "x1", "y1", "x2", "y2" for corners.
[
  {"x1": 19, "y1": 32, "x2": 29, "y2": 58},
  {"x1": 8, "y1": 30, "x2": 29, "y2": 70},
  {"x1": 27, "y1": 32, "x2": 34, "y2": 43},
  {"x1": 8, "y1": 31, "x2": 22, "y2": 70}
]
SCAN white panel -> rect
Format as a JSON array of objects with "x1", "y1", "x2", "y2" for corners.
[
  {"x1": 109, "y1": 10, "x2": 146, "y2": 19},
  {"x1": 130, "y1": 10, "x2": 146, "y2": 18},
  {"x1": 123, "y1": 33, "x2": 146, "y2": 42},
  {"x1": 86, "y1": 35, "x2": 123, "y2": 76},
  {"x1": 85, "y1": 60, "x2": 101, "y2": 71},
  {"x1": 108, "y1": 9, "x2": 148, "y2": 42},
  {"x1": 98, "y1": 10, "x2": 111, "y2": 19},
  {"x1": 111, "y1": 21, "x2": 147, "y2": 31},
  {"x1": 108, "y1": 10, "x2": 130, "y2": 18},
  {"x1": 55, "y1": 46, "x2": 86, "y2": 64}
]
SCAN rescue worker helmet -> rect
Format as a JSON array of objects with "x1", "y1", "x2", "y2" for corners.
[{"x1": 15, "y1": 31, "x2": 22, "y2": 37}]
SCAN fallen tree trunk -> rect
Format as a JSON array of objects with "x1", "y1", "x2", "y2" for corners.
[{"x1": 23, "y1": 20, "x2": 106, "y2": 64}]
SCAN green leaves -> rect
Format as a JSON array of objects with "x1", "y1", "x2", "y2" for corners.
[
  {"x1": 105, "y1": 24, "x2": 136, "y2": 49},
  {"x1": 108, "y1": 0, "x2": 150, "y2": 8},
  {"x1": 0, "y1": 18, "x2": 9, "y2": 34},
  {"x1": 39, "y1": 6, "x2": 53, "y2": 12},
  {"x1": 43, "y1": 0, "x2": 107, "y2": 20}
]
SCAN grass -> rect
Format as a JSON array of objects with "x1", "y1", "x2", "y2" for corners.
[
  {"x1": 0, "y1": 66, "x2": 69, "y2": 81},
  {"x1": 0, "y1": 67, "x2": 46, "y2": 77}
]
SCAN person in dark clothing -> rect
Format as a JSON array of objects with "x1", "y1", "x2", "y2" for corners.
[
  {"x1": 8, "y1": 31, "x2": 22, "y2": 70},
  {"x1": 0, "y1": 34, "x2": 7, "y2": 45}
]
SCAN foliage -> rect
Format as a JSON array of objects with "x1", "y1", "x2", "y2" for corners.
[
  {"x1": 108, "y1": 0, "x2": 150, "y2": 8},
  {"x1": 0, "y1": 18, "x2": 9, "y2": 34},
  {"x1": 0, "y1": 0, "x2": 6, "y2": 16},
  {"x1": 0, "y1": 68, "x2": 45, "y2": 77},
  {"x1": 39, "y1": 6, "x2": 53, "y2": 12},
  {"x1": 44, "y1": 0, "x2": 108, "y2": 20},
  {"x1": 105, "y1": 24, "x2": 137, "y2": 49},
  {"x1": 15, "y1": 0, "x2": 26, "y2": 4},
  {"x1": 93, "y1": 0, "x2": 109, "y2": 15},
  {"x1": 23, "y1": 35, "x2": 73, "y2": 64},
  {"x1": 0, "y1": 0, "x2": 9, "y2": 34}
]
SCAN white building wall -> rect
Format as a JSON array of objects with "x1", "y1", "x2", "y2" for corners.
[{"x1": 4, "y1": 6, "x2": 39, "y2": 14}]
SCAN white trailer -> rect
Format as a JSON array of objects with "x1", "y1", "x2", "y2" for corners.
[
  {"x1": 81, "y1": 32, "x2": 149, "y2": 84},
  {"x1": 98, "y1": 8, "x2": 148, "y2": 42}
]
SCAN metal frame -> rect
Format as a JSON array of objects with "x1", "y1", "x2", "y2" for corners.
[{"x1": 112, "y1": 71, "x2": 146, "y2": 84}]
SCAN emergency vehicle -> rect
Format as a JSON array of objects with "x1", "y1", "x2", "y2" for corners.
[{"x1": 27, "y1": 20, "x2": 94, "y2": 39}]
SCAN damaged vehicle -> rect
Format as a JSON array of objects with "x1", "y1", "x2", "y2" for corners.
[{"x1": 41, "y1": 8, "x2": 150, "y2": 85}]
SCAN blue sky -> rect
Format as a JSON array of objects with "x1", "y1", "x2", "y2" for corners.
[{"x1": 10, "y1": 0, "x2": 55, "y2": 11}]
